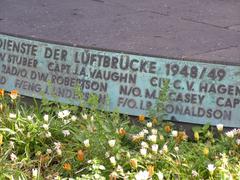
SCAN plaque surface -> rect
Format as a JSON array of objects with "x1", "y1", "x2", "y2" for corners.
[{"x1": 0, "y1": 33, "x2": 240, "y2": 127}]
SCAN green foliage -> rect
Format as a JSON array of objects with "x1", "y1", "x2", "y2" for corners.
[
  {"x1": 148, "y1": 79, "x2": 170, "y2": 124},
  {"x1": 0, "y1": 91, "x2": 240, "y2": 179}
]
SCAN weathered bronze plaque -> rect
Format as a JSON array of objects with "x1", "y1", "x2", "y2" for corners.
[{"x1": 0, "y1": 33, "x2": 239, "y2": 127}]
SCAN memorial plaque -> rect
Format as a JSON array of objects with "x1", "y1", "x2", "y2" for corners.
[{"x1": 0, "y1": 33, "x2": 240, "y2": 127}]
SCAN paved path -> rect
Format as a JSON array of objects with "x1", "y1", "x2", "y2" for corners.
[{"x1": 0, "y1": 0, "x2": 239, "y2": 63}]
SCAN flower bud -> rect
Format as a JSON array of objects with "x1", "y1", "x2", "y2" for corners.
[
  {"x1": 130, "y1": 159, "x2": 138, "y2": 169},
  {"x1": 118, "y1": 128, "x2": 126, "y2": 136},
  {"x1": 77, "y1": 150, "x2": 84, "y2": 161},
  {"x1": 164, "y1": 125, "x2": 171, "y2": 133},
  {"x1": 147, "y1": 165, "x2": 154, "y2": 177},
  {"x1": 63, "y1": 163, "x2": 71, "y2": 171},
  {"x1": 216, "y1": 124, "x2": 223, "y2": 132},
  {"x1": 152, "y1": 117, "x2": 158, "y2": 125},
  {"x1": 203, "y1": 147, "x2": 209, "y2": 156},
  {"x1": 138, "y1": 115, "x2": 145, "y2": 122},
  {"x1": 194, "y1": 132, "x2": 199, "y2": 141}
]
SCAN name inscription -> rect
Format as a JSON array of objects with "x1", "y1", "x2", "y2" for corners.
[{"x1": 0, "y1": 34, "x2": 240, "y2": 127}]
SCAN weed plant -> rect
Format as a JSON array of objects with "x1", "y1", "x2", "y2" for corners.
[{"x1": 0, "y1": 89, "x2": 239, "y2": 179}]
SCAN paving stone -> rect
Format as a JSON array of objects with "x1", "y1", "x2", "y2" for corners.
[{"x1": 0, "y1": 0, "x2": 239, "y2": 63}]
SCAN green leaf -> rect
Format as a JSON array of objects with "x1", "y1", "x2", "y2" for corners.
[
  {"x1": 202, "y1": 123, "x2": 210, "y2": 132},
  {"x1": 192, "y1": 126, "x2": 201, "y2": 133}
]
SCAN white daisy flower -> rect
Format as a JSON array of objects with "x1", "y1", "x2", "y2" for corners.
[
  {"x1": 141, "y1": 141, "x2": 149, "y2": 148},
  {"x1": 84, "y1": 139, "x2": 90, "y2": 147},
  {"x1": 108, "y1": 139, "x2": 116, "y2": 148},
  {"x1": 140, "y1": 148, "x2": 147, "y2": 156},
  {"x1": 192, "y1": 170, "x2": 198, "y2": 177},
  {"x1": 43, "y1": 114, "x2": 49, "y2": 122},
  {"x1": 162, "y1": 144, "x2": 168, "y2": 153},
  {"x1": 71, "y1": 115, "x2": 77, "y2": 121},
  {"x1": 58, "y1": 110, "x2": 70, "y2": 118},
  {"x1": 99, "y1": 165, "x2": 106, "y2": 170},
  {"x1": 147, "y1": 122, "x2": 152, "y2": 128},
  {"x1": 46, "y1": 149, "x2": 52, "y2": 154},
  {"x1": 152, "y1": 144, "x2": 158, "y2": 153},
  {"x1": 56, "y1": 149, "x2": 62, "y2": 156},
  {"x1": 27, "y1": 115, "x2": 33, "y2": 121},
  {"x1": 9, "y1": 113, "x2": 17, "y2": 119},
  {"x1": 207, "y1": 164, "x2": 216, "y2": 175},
  {"x1": 216, "y1": 124, "x2": 223, "y2": 132},
  {"x1": 62, "y1": 130, "x2": 70, "y2": 137},
  {"x1": 135, "y1": 170, "x2": 149, "y2": 180},
  {"x1": 82, "y1": 114, "x2": 88, "y2": 120},
  {"x1": 151, "y1": 129, "x2": 158, "y2": 135},
  {"x1": 156, "y1": 171, "x2": 164, "y2": 180},
  {"x1": 109, "y1": 156, "x2": 116, "y2": 165},
  {"x1": 42, "y1": 124, "x2": 49, "y2": 131},
  {"x1": 225, "y1": 131, "x2": 234, "y2": 138},
  {"x1": 147, "y1": 135, "x2": 157, "y2": 143},
  {"x1": 63, "y1": 110, "x2": 70, "y2": 117},
  {"x1": 45, "y1": 131, "x2": 51, "y2": 138},
  {"x1": 10, "y1": 153, "x2": 17, "y2": 161},
  {"x1": 174, "y1": 146, "x2": 179, "y2": 152},
  {"x1": 172, "y1": 130, "x2": 178, "y2": 137},
  {"x1": 54, "y1": 142, "x2": 61, "y2": 150},
  {"x1": 32, "y1": 168, "x2": 38, "y2": 178}
]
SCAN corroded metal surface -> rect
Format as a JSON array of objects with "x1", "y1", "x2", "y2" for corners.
[{"x1": 0, "y1": 34, "x2": 240, "y2": 127}]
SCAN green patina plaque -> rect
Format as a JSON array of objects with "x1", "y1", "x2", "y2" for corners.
[{"x1": 0, "y1": 33, "x2": 240, "y2": 127}]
